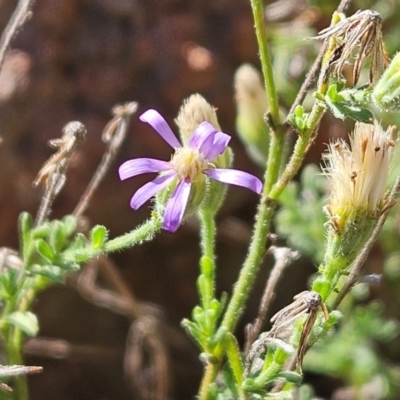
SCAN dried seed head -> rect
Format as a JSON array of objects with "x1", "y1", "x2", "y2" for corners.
[
  {"x1": 322, "y1": 121, "x2": 394, "y2": 229},
  {"x1": 313, "y1": 10, "x2": 389, "y2": 85}
]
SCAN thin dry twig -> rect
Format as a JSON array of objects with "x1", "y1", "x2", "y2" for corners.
[
  {"x1": 72, "y1": 256, "x2": 170, "y2": 400},
  {"x1": 73, "y1": 101, "x2": 138, "y2": 217},
  {"x1": 125, "y1": 316, "x2": 170, "y2": 400},
  {"x1": 33, "y1": 121, "x2": 86, "y2": 226},
  {"x1": 24, "y1": 338, "x2": 122, "y2": 364},
  {"x1": 0, "y1": 364, "x2": 42, "y2": 392},
  {"x1": 332, "y1": 175, "x2": 400, "y2": 309},
  {"x1": 244, "y1": 246, "x2": 299, "y2": 354},
  {"x1": 0, "y1": 0, "x2": 34, "y2": 73}
]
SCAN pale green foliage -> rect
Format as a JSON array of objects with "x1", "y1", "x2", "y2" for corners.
[{"x1": 276, "y1": 164, "x2": 327, "y2": 263}]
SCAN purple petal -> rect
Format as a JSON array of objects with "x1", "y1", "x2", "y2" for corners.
[
  {"x1": 188, "y1": 121, "x2": 231, "y2": 161},
  {"x1": 202, "y1": 131, "x2": 231, "y2": 161},
  {"x1": 163, "y1": 178, "x2": 191, "y2": 232},
  {"x1": 140, "y1": 109, "x2": 182, "y2": 149},
  {"x1": 119, "y1": 158, "x2": 172, "y2": 180},
  {"x1": 130, "y1": 171, "x2": 176, "y2": 209},
  {"x1": 205, "y1": 168, "x2": 263, "y2": 194},
  {"x1": 188, "y1": 121, "x2": 217, "y2": 150}
]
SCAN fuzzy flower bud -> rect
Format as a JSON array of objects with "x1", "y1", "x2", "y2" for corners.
[
  {"x1": 372, "y1": 52, "x2": 400, "y2": 111},
  {"x1": 234, "y1": 64, "x2": 269, "y2": 167}
]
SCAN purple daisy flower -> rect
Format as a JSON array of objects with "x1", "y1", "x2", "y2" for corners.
[{"x1": 119, "y1": 109, "x2": 263, "y2": 232}]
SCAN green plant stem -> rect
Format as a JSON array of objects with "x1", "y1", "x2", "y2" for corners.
[
  {"x1": 249, "y1": 0, "x2": 280, "y2": 127},
  {"x1": 268, "y1": 102, "x2": 326, "y2": 201},
  {"x1": 198, "y1": 2, "x2": 287, "y2": 397},
  {"x1": 7, "y1": 327, "x2": 27, "y2": 400},
  {"x1": 221, "y1": 203, "x2": 275, "y2": 332},
  {"x1": 198, "y1": 2, "x2": 339, "y2": 397},
  {"x1": 198, "y1": 363, "x2": 218, "y2": 400},
  {"x1": 105, "y1": 217, "x2": 162, "y2": 253},
  {"x1": 60, "y1": 217, "x2": 162, "y2": 265},
  {"x1": 4, "y1": 287, "x2": 36, "y2": 400},
  {"x1": 199, "y1": 210, "x2": 217, "y2": 309}
]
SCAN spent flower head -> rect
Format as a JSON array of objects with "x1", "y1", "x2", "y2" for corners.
[
  {"x1": 119, "y1": 109, "x2": 262, "y2": 232},
  {"x1": 314, "y1": 10, "x2": 388, "y2": 86},
  {"x1": 322, "y1": 120, "x2": 395, "y2": 232}
]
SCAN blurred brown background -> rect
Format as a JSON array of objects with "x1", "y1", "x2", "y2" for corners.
[{"x1": 0, "y1": 0, "x2": 367, "y2": 399}]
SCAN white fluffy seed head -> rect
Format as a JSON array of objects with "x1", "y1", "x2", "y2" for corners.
[{"x1": 322, "y1": 121, "x2": 394, "y2": 223}]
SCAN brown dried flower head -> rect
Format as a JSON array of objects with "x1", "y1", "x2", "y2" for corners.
[{"x1": 314, "y1": 10, "x2": 389, "y2": 85}]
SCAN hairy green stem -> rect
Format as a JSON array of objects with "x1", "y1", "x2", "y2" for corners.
[
  {"x1": 199, "y1": 210, "x2": 217, "y2": 310},
  {"x1": 249, "y1": 0, "x2": 280, "y2": 127},
  {"x1": 198, "y1": 362, "x2": 219, "y2": 400},
  {"x1": 105, "y1": 217, "x2": 162, "y2": 253},
  {"x1": 7, "y1": 327, "x2": 27, "y2": 400},
  {"x1": 221, "y1": 203, "x2": 275, "y2": 332},
  {"x1": 60, "y1": 218, "x2": 162, "y2": 265},
  {"x1": 268, "y1": 102, "x2": 326, "y2": 201},
  {"x1": 3, "y1": 286, "x2": 36, "y2": 400}
]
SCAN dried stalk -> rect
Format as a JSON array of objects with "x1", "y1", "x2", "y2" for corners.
[
  {"x1": 244, "y1": 246, "x2": 299, "y2": 354},
  {"x1": 33, "y1": 121, "x2": 86, "y2": 226},
  {"x1": 73, "y1": 101, "x2": 138, "y2": 217},
  {"x1": 0, "y1": 0, "x2": 34, "y2": 73}
]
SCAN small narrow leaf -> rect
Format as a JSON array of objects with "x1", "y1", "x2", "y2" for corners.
[
  {"x1": 61, "y1": 215, "x2": 77, "y2": 237},
  {"x1": 49, "y1": 221, "x2": 65, "y2": 251},
  {"x1": 276, "y1": 370, "x2": 303, "y2": 384},
  {"x1": 5, "y1": 311, "x2": 39, "y2": 337},
  {"x1": 90, "y1": 225, "x2": 108, "y2": 249},
  {"x1": 225, "y1": 333, "x2": 245, "y2": 391},
  {"x1": 18, "y1": 212, "x2": 32, "y2": 240},
  {"x1": 36, "y1": 239, "x2": 55, "y2": 263}
]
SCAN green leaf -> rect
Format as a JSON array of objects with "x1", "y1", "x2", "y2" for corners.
[
  {"x1": 61, "y1": 215, "x2": 77, "y2": 237},
  {"x1": 192, "y1": 305, "x2": 205, "y2": 326},
  {"x1": 225, "y1": 333, "x2": 244, "y2": 390},
  {"x1": 0, "y1": 274, "x2": 16, "y2": 300},
  {"x1": 90, "y1": 225, "x2": 108, "y2": 249},
  {"x1": 49, "y1": 221, "x2": 64, "y2": 251},
  {"x1": 325, "y1": 84, "x2": 373, "y2": 123},
  {"x1": 18, "y1": 212, "x2": 32, "y2": 240},
  {"x1": 276, "y1": 164, "x2": 327, "y2": 263},
  {"x1": 181, "y1": 318, "x2": 207, "y2": 348},
  {"x1": 36, "y1": 239, "x2": 55, "y2": 263},
  {"x1": 68, "y1": 233, "x2": 87, "y2": 250},
  {"x1": 31, "y1": 264, "x2": 64, "y2": 282},
  {"x1": 5, "y1": 311, "x2": 39, "y2": 337},
  {"x1": 31, "y1": 223, "x2": 51, "y2": 239},
  {"x1": 288, "y1": 105, "x2": 308, "y2": 134},
  {"x1": 276, "y1": 370, "x2": 303, "y2": 384}
]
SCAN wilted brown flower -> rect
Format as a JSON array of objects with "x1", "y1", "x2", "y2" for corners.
[{"x1": 314, "y1": 10, "x2": 389, "y2": 86}]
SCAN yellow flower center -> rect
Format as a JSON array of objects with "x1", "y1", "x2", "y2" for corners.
[{"x1": 171, "y1": 147, "x2": 209, "y2": 182}]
